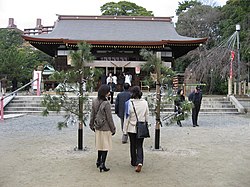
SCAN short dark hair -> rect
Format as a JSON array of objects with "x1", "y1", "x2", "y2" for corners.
[
  {"x1": 123, "y1": 83, "x2": 130, "y2": 90},
  {"x1": 98, "y1": 84, "x2": 110, "y2": 100},
  {"x1": 131, "y1": 86, "x2": 142, "y2": 99}
]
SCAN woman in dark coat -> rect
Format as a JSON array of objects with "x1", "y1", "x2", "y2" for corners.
[
  {"x1": 174, "y1": 89, "x2": 185, "y2": 127},
  {"x1": 107, "y1": 78, "x2": 116, "y2": 104},
  {"x1": 89, "y1": 84, "x2": 116, "y2": 172}
]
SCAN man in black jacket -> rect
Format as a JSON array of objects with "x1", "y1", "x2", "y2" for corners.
[
  {"x1": 115, "y1": 83, "x2": 131, "y2": 143},
  {"x1": 188, "y1": 86, "x2": 202, "y2": 127}
]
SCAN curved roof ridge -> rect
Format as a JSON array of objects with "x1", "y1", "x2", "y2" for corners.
[{"x1": 57, "y1": 15, "x2": 173, "y2": 22}]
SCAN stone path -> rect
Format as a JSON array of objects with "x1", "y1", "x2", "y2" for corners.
[{"x1": 0, "y1": 114, "x2": 250, "y2": 187}]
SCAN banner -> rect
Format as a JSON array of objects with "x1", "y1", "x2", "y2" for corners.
[
  {"x1": 230, "y1": 51, "x2": 235, "y2": 79},
  {"x1": 32, "y1": 71, "x2": 42, "y2": 90},
  {"x1": 135, "y1": 66, "x2": 140, "y2": 74}
]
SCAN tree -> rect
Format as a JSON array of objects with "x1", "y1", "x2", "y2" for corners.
[
  {"x1": 100, "y1": 1, "x2": 153, "y2": 16},
  {"x1": 219, "y1": 0, "x2": 250, "y2": 65},
  {"x1": 176, "y1": 4, "x2": 221, "y2": 48},
  {"x1": 140, "y1": 49, "x2": 175, "y2": 149},
  {"x1": 175, "y1": 3, "x2": 225, "y2": 93},
  {"x1": 0, "y1": 29, "x2": 23, "y2": 49},
  {"x1": 42, "y1": 42, "x2": 95, "y2": 150},
  {"x1": 176, "y1": 0, "x2": 202, "y2": 16},
  {"x1": 175, "y1": 0, "x2": 250, "y2": 94},
  {"x1": 0, "y1": 29, "x2": 53, "y2": 89}
]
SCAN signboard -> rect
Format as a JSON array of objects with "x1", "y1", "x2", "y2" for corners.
[
  {"x1": 32, "y1": 71, "x2": 42, "y2": 90},
  {"x1": 135, "y1": 66, "x2": 140, "y2": 74}
]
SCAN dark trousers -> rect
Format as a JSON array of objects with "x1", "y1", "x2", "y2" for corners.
[
  {"x1": 128, "y1": 133, "x2": 144, "y2": 165},
  {"x1": 192, "y1": 105, "x2": 201, "y2": 126},
  {"x1": 109, "y1": 92, "x2": 114, "y2": 104},
  {"x1": 120, "y1": 118, "x2": 124, "y2": 130}
]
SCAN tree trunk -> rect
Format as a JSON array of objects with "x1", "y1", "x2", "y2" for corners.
[
  {"x1": 154, "y1": 52, "x2": 162, "y2": 149},
  {"x1": 78, "y1": 75, "x2": 84, "y2": 150}
]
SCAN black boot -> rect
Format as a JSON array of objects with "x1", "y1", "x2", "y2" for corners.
[
  {"x1": 96, "y1": 161, "x2": 101, "y2": 168},
  {"x1": 99, "y1": 151, "x2": 110, "y2": 172},
  {"x1": 96, "y1": 151, "x2": 102, "y2": 168},
  {"x1": 99, "y1": 163, "x2": 110, "y2": 172}
]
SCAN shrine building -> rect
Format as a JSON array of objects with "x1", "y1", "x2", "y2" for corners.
[{"x1": 22, "y1": 15, "x2": 207, "y2": 89}]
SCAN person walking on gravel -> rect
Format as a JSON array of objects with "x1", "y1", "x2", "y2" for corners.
[{"x1": 89, "y1": 84, "x2": 116, "y2": 172}]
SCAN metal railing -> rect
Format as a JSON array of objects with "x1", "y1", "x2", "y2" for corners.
[{"x1": 0, "y1": 78, "x2": 39, "y2": 121}]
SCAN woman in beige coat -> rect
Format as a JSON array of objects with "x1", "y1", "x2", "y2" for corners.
[
  {"x1": 89, "y1": 84, "x2": 116, "y2": 172},
  {"x1": 123, "y1": 86, "x2": 149, "y2": 172}
]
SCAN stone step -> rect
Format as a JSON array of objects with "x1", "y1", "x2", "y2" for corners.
[
  {"x1": 3, "y1": 110, "x2": 65, "y2": 115},
  {"x1": 5, "y1": 107, "x2": 45, "y2": 111},
  {"x1": 10, "y1": 100, "x2": 42, "y2": 103},
  {"x1": 5, "y1": 105, "x2": 238, "y2": 112},
  {"x1": 200, "y1": 108, "x2": 238, "y2": 112},
  {"x1": 12, "y1": 96, "x2": 43, "y2": 101},
  {"x1": 4, "y1": 95, "x2": 243, "y2": 115},
  {"x1": 7, "y1": 103, "x2": 42, "y2": 107},
  {"x1": 202, "y1": 101, "x2": 232, "y2": 104},
  {"x1": 201, "y1": 104, "x2": 235, "y2": 108}
]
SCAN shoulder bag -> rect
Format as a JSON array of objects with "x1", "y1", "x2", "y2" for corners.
[
  {"x1": 131, "y1": 101, "x2": 150, "y2": 139},
  {"x1": 94, "y1": 101, "x2": 106, "y2": 129}
]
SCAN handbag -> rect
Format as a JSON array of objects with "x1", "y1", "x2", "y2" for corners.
[
  {"x1": 122, "y1": 134, "x2": 128, "y2": 143},
  {"x1": 131, "y1": 101, "x2": 150, "y2": 139},
  {"x1": 94, "y1": 101, "x2": 106, "y2": 129}
]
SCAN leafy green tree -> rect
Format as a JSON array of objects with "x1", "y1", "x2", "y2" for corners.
[
  {"x1": 219, "y1": 0, "x2": 250, "y2": 63},
  {"x1": 0, "y1": 29, "x2": 53, "y2": 90},
  {"x1": 42, "y1": 42, "x2": 95, "y2": 150},
  {"x1": 0, "y1": 29, "x2": 23, "y2": 49},
  {"x1": 176, "y1": 4, "x2": 221, "y2": 48},
  {"x1": 175, "y1": 2, "x2": 230, "y2": 94},
  {"x1": 101, "y1": 1, "x2": 153, "y2": 16},
  {"x1": 176, "y1": 0, "x2": 202, "y2": 16},
  {"x1": 176, "y1": 0, "x2": 250, "y2": 94}
]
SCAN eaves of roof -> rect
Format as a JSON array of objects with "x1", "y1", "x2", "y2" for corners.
[{"x1": 22, "y1": 36, "x2": 207, "y2": 47}]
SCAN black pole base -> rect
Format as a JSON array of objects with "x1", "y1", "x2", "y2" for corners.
[
  {"x1": 78, "y1": 128, "x2": 83, "y2": 150},
  {"x1": 150, "y1": 146, "x2": 164, "y2": 151},
  {"x1": 74, "y1": 146, "x2": 88, "y2": 151},
  {"x1": 154, "y1": 128, "x2": 160, "y2": 149}
]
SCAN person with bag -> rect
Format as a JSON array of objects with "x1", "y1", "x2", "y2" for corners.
[
  {"x1": 89, "y1": 84, "x2": 116, "y2": 172},
  {"x1": 123, "y1": 86, "x2": 149, "y2": 172},
  {"x1": 115, "y1": 83, "x2": 131, "y2": 144}
]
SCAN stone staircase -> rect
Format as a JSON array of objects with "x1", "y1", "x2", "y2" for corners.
[
  {"x1": 235, "y1": 95, "x2": 250, "y2": 113},
  {"x1": 200, "y1": 96, "x2": 239, "y2": 114},
  {"x1": 3, "y1": 95, "x2": 241, "y2": 115},
  {"x1": 156, "y1": 95, "x2": 239, "y2": 115},
  {"x1": 4, "y1": 96, "x2": 45, "y2": 115}
]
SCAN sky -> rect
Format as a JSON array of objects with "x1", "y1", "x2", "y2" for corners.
[{"x1": 0, "y1": 0, "x2": 228, "y2": 30}]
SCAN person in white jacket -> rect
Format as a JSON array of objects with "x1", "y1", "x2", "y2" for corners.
[{"x1": 123, "y1": 86, "x2": 149, "y2": 172}]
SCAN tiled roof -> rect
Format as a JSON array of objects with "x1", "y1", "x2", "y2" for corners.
[{"x1": 24, "y1": 15, "x2": 206, "y2": 44}]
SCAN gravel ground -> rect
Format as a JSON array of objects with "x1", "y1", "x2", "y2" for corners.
[{"x1": 0, "y1": 114, "x2": 250, "y2": 187}]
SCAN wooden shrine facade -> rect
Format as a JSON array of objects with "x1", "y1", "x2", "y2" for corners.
[{"x1": 22, "y1": 15, "x2": 207, "y2": 90}]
